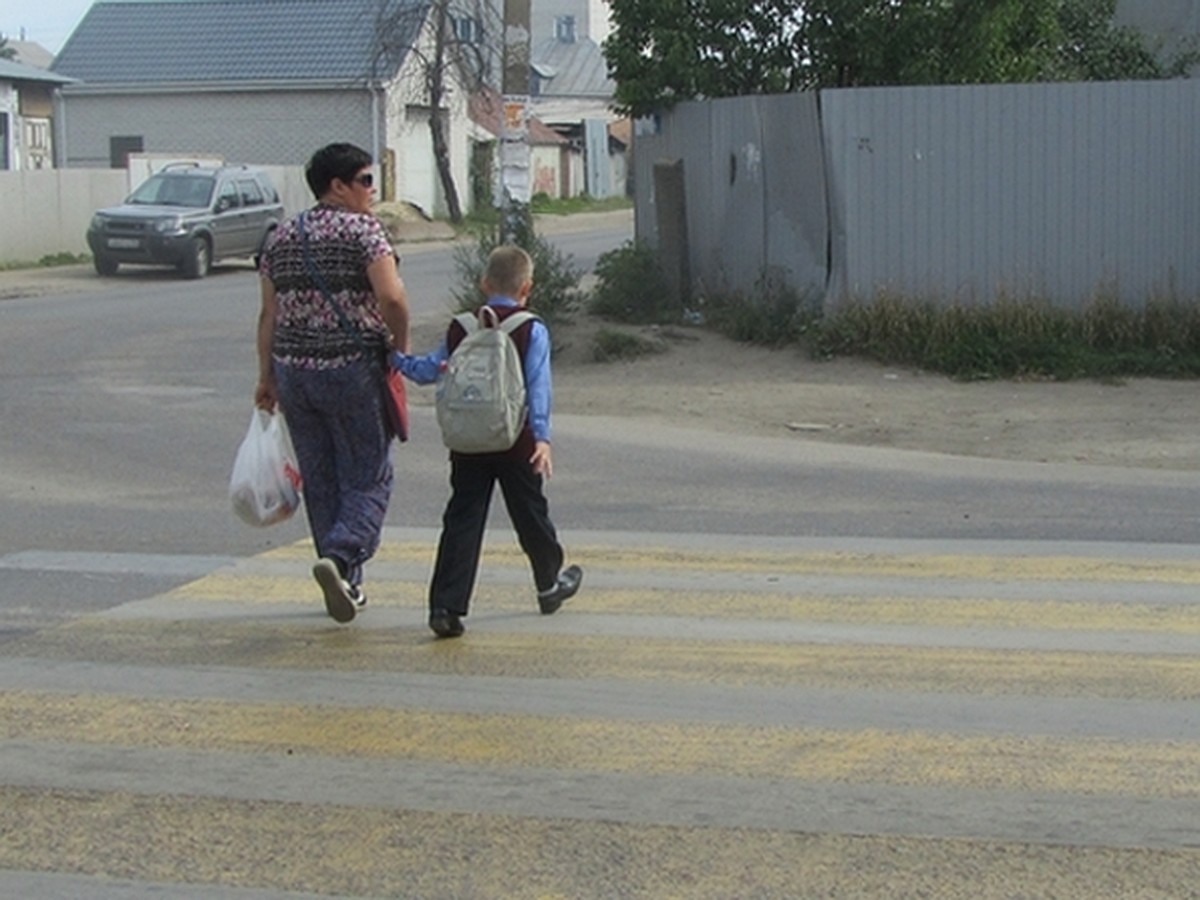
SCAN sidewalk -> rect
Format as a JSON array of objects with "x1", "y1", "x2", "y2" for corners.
[{"x1": 0, "y1": 208, "x2": 632, "y2": 302}]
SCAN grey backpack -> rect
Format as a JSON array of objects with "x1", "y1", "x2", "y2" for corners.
[{"x1": 436, "y1": 307, "x2": 538, "y2": 453}]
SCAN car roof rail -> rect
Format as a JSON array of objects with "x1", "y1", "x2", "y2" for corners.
[{"x1": 160, "y1": 161, "x2": 206, "y2": 171}]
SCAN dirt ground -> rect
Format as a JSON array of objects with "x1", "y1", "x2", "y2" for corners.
[{"x1": 539, "y1": 314, "x2": 1200, "y2": 472}]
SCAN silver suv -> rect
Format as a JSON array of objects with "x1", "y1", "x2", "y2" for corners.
[{"x1": 87, "y1": 163, "x2": 284, "y2": 278}]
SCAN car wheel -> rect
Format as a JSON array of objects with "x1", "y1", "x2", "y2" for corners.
[
  {"x1": 93, "y1": 255, "x2": 119, "y2": 276},
  {"x1": 180, "y1": 237, "x2": 211, "y2": 279}
]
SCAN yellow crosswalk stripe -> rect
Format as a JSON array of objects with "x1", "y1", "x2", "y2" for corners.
[
  {"x1": 4, "y1": 535, "x2": 1199, "y2": 896},
  {"x1": 3, "y1": 786, "x2": 1194, "y2": 899},
  {"x1": 9, "y1": 618, "x2": 1200, "y2": 699},
  {"x1": 260, "y1": 538, "x2": 1200, "y2": 584},
  {"x1": 2, "y1": 690, "x2": 1196, "y2": 797},
  {"x1": 170, "y1": 574, "x2": 1200, "y2": 633}
]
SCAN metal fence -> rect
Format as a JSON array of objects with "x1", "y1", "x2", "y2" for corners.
[{"x1": 634, "y1": 79, "x2": 1200, "y2": 311}]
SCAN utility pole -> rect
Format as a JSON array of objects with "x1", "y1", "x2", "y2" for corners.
[{"x1": 499, "y1": 0, "x2": 531, "y2": 243}]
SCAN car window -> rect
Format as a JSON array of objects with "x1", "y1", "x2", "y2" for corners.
[
  {"x1": 257, "y1": 176, "x2": 280, "y2": 204},
  {"x1": 216, "y1": 181, "x2": 240, "y2": 213},
  {"x1": 238, "y1": 179, "x2": 264, "y2": 207},
  {"x1": 129, "y1": 173, "x2": 214, "y2": 207}
]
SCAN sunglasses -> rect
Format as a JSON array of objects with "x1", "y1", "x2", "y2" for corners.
[{"x1": 350, "y1": 172, "x2": 374, "y2": 188}]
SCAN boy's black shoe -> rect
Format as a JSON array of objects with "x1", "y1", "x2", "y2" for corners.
[
  {"x1": 429, "y1": 608, "x2": 465, "y2": 638},
  {"x1": 538, "y1": 564, "x2": 582, "y2": 615}
]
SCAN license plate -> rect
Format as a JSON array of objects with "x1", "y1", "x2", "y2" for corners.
[{"x1": 107, "y1": 237, "x2": 140, "y2": 249}]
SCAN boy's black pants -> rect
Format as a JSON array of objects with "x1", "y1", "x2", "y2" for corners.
[{"x1": 429, "y1": 455, "x2": 563, "y2": 615}]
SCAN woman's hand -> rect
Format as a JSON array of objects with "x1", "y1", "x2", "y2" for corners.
[{"x1": 254, "y1": 379, "x2": 278, "y2": 411}]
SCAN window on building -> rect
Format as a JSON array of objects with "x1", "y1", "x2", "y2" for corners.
[
  {"x1": 25, "y1": 120, "x2": 48, "y2": 151},
  {"x1": 555, "y1": 15, "x2": 576, "y2": 43},
  {"x1": 24, "y1": 119, "x2": 49, "y2": 168},
  {"x1": 455, "y1": 15, "x2": 480, "y2": 43},
  {"x1": 110, "y1": 135, "x2": 144, "y2": 169}
]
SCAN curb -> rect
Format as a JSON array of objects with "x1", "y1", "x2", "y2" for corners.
[{"x1": 0, "y1": 209, "x2": 633, "y2": 301}]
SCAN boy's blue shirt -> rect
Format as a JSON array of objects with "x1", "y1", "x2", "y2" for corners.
[{"x1": 393, "y1": 296, "x2": 552, "y2": 443}]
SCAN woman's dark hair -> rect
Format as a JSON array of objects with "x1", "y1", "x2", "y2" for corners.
[{"x1": 305, "y1": 143, "x2": 373, "y2": 197}]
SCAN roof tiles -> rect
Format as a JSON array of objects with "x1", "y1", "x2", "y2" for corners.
[
  {"x1": 52, "y1": 0, "x2": 424, "y2": 85},
  {"x1": 530, "y1": 35, "x2": 612, "y2": 97}
]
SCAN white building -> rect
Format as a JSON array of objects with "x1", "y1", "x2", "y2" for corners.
[
  {"x1": 0, "y1": 58, "x2": 74, "y2": 170},
  {"x1": 532, "y1": 0, "x2": 612, "y2": 47}
]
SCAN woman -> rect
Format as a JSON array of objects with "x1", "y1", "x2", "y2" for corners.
[{"x1": 255, "y1": 142, "x2": 410, "y2": 623}]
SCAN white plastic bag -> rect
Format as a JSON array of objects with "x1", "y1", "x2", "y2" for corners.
[{"x1": 229, "y1": 408, "x2": 303, "y2": 527}]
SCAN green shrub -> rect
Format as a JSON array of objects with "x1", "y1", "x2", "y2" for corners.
[
  {"x1": 532, "y1": 194, "x2": 633, "y2": 216},
  {"x1": 40, "y1": 252, "x2": 89, "y2": 267},
  {"x1": 451, "y1": 213, "x2": 584, "y2": 327},
  {"x1": 589, "y1": 240, "x2": 676, "y2": 324},
  {"x1": 810, "y1": 293, "x2": 1200, "y2": 380},
  {"x1": 0, "y1": 252, "x2": 89, "y2": 271},
  {"x1": 705, "y1": 276, "x2": 821, "y2": 347}
]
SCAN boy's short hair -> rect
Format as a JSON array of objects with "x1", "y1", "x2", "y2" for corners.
[
  {"x1": 484, "y1": 245, "x2": 534, "y2": 296},
  {"x1": 305, "y1": 143, "x2": 373, "y2": 198}
]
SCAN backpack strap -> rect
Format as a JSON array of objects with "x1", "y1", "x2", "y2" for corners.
[
  {"x1": 453, "y1": 311, "x2": 478, "y2": 334},
  {"x1": 499, "y1": 311, "x2": 537, "y2": 334},
  {"x1": 455, "y1": 308, "x2": 538, "y2": 334}
]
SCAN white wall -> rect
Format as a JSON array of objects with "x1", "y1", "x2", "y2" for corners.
[
  {"x1": 0, "y1": 168, "x2": 127, "y2": 260},
  {"x1": 531, "y1": 144, "x2": 563, "y2": 198},
  {"x1": 0, "y1": 165, "x2": 313, "y2": 264},
  {"x1": 399, "y1": 108, "x2": 440, "y2": 216},
  {"x1": 0, "y1": 83, "x2": 16, "y2": 170}
]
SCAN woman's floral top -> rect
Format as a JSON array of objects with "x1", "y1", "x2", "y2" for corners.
[{"x1": 259, "y1": 203, "x2": 396, "y2": 369}]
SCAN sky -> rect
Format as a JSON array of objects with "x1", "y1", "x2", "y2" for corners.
[{"x1": 0, "y1": 0, "x2": 96, "y2": 55}]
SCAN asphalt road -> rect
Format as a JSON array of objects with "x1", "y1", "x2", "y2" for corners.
[
  {"x1": 1, "y1": 216, "x2": 1198, "y2": 897},
  {"x1": 4, "y1": 215, "x2": 1200, "y2": 555}
]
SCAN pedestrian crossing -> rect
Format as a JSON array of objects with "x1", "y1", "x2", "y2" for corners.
[{"x1": 1, "y1": 530, "x2": 1198, "y2": 898}]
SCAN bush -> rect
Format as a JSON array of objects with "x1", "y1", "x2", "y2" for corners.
[
  {"x1": 532, "y1": 194, "x2": 633, "y2": 216},
  {"x1": 704, "y1": 276, "x2": 821, "y2": 347},
  {"x1": 451, "y1": 212, "x2": 584, "y2": 327},
  {"x1": 810, "y1": 293, "x2": 1200, "y2": 380},
  {"x1": 0, "y1": 252, "x2": 89, "y2": 271},
  {"x1": 589, "y1": 240, "x2": 677, "y2": 324}
]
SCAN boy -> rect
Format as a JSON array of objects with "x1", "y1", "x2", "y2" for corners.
[{"x1": 393, "y1": 245, "x2": 581, "y2": 638}]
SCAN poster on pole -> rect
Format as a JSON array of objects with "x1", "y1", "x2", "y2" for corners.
[{"x1": 499, "y1": 94, "x2": 531, "y2": 204}]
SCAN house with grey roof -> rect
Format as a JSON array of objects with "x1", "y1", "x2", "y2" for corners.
[
  {"x1": 6, "y1": 39, "x2": 56, "y2": 71},
  {"x1": 0, "y1": 57, "x2": 75, "y2": 169},
  {"x1": 527, "y1": 30, "x2": 628, "y2": 197},
  {"x1": 50, "y1": 0, "x2": 480, "y2": 217},
  {"x1": 530, "y1": 34, "x2": 613, "y2": 125},
  {"x1": 531, "y1": 0, "x2": 611, "y2": 49},
  {"x1": 468, "y1": 86, "x2": 577, "y2": 200}
]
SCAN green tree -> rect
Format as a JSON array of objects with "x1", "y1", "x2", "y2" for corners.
[
  {"x1": 1050, "y1": 0, "x2": 1193, "y2": 80},
  {"x1": 605, "y1": 0, "x2": 1195, "y2": 117},
  {"x1": 0, "y1": 36, "x2": 17, "y2": 61},
  {"x1": 798, "y1": 0, "x2": 1061, "y2": 88}
]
